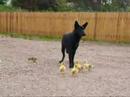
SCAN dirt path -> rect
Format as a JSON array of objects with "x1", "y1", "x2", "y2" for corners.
[{"x1": 0, "y1": 37, "x2": 130, "y2": 96}]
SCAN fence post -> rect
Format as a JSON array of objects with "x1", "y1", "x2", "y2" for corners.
[
  {"x1": 94, "y1": 12, "x2": 97, "y2": 40},
  {"x1": 116, "y1": 12, "x2": 120, "y2": 42}
]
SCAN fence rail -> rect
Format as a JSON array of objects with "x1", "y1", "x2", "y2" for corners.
[{"x1": 0, "y1": 12, "x2": 130, "y2": 42}]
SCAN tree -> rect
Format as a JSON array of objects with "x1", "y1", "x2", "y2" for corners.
[
  {"x1": 0, "y1": 0, "x2": 7, "y2": 4},
  {"x1": 56, "y1": 0, "x2": 74, "y2": 11},
  {"x1": 11, "y1": 0, "x2": 130, "y2": 11},
  {"x1": 37, "y1": 0, "x2": 57, "y2": 11},
  {"x1": 67, "y1": 0, "x2": 102, "y2": 11},
  {"x1": 89, "y1": 0, "x2": 102, "y2": 11},
  {"x1": 11, "y1": 0, "x2": 38, "y2": 11},
  {"x1": 114, "y1": 0, "x2": 129, "y2": 11},
  {"x1": 11, "y1": 0, "x2": 63, "y2": 11}
]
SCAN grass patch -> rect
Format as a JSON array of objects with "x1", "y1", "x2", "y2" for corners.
[
  {"x1": 82, "y1": 38, "x2": 130, "y2": 46},
  {"x1": 82, "y1": 36, "x2": 130, "y2": 46},
  {"x1": 0, "y1": 32, "x2": 61, "y2": 41},
  {"x1": 0, "y1": 32, "x2": 130, "y2": 45}
]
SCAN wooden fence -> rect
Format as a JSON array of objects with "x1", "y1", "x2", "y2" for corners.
[{"x1": 0, "y1": 12, "x2": 130, "y2": 42}]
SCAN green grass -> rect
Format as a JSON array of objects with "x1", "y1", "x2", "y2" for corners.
[
  {"x1": 82, "y1": 38, "x2": 130, "y2": 46},
  {"x1": 0, "y1": 32, "x2": 61, "y2": 41},
  {"x1": 0, "y1": 32, "x2": 130, "y2": 45},
  {"x1": 82, "y1": 35, "x2": 130, "y2": 46}
]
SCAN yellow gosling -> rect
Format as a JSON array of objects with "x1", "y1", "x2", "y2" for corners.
[
  {"x1": 71, "y1": 67, "x2": 79, "y2": 76},
  {"x1": 75, "y1": 61, "x2": 82, "y2": 71},
  {"x1": 59, "y1": 63, "x2": 66, "y2": 74},
  {"x1": 83, "y1": 63, "x2": 94, "y2": 71}
]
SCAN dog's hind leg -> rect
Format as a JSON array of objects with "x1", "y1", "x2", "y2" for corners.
[
  {"x1": 68, "y1": 51, "x2": 74, "y2": 68},
  {"x1": 59, "y1": 46, "x2": 65, "y2": 63}
]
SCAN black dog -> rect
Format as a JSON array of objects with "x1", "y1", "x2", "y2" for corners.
[{"x1": 59, "y1": 21, "x2": 88, "y2": 68}]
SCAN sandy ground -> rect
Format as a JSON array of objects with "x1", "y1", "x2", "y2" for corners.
[{"x1": 0, "y1": 36, "x2": 130, "y2": 96}]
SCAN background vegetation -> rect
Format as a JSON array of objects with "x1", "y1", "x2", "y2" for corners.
[{"x1": 0, "y1": 0, "x2": 130, "y2": 12}]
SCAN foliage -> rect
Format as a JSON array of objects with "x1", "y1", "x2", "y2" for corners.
[
  {"x1": 55, "y1": 0, "x2": 75, "y2": 11},
  {"x1": 1, "y1": 0, "x2": 130, "y2": 12},
  {"x1": 11, "y1": 0, "x2": 75, "y2": 11},
  {"x1": 11, "y1": 0, "x2": 38, "y2": 11},
  {"x1": 11, "y1": 0, "x2": 57, "y2": 11},
  {"x1": 0, "y1": 5, "x2": 24, "y2": 12},
  {"x1": 68, "y1": 0, "x2": 129, "y2": 12},
  {"x1": 0, "y1": 0, "x2": 7, "y2": 4}
]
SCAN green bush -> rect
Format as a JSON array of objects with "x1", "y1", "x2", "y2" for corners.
[
  {"x1": 11, "y1": 0, "x2": 58, "y2": 11},
  {"x1": 0, "y1": 0, "x2": 7, "y2": 4},
  {"x1": 0, "y1": 5, "x2": 25, "y2": 12}
]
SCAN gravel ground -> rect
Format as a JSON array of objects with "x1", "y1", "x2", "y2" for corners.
[{"x1": 0, "y1": 36, "x2": 130, "y2": 96}]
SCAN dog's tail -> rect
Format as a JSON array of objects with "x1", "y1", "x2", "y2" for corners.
[{"x1": 59, "y1": 46, "x2": 65, "y2": 63}]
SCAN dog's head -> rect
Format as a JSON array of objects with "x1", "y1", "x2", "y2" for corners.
[{"x1": 74, "y1": 21, "x2": 88, "y2": 37}]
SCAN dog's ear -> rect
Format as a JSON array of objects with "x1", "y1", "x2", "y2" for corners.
[
  {"x1": 74, "y1": 21, "x2": 79, "y2": 29},
  {"x1": 82, "y1": 22, "x2": 88, "y2": 29}
]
